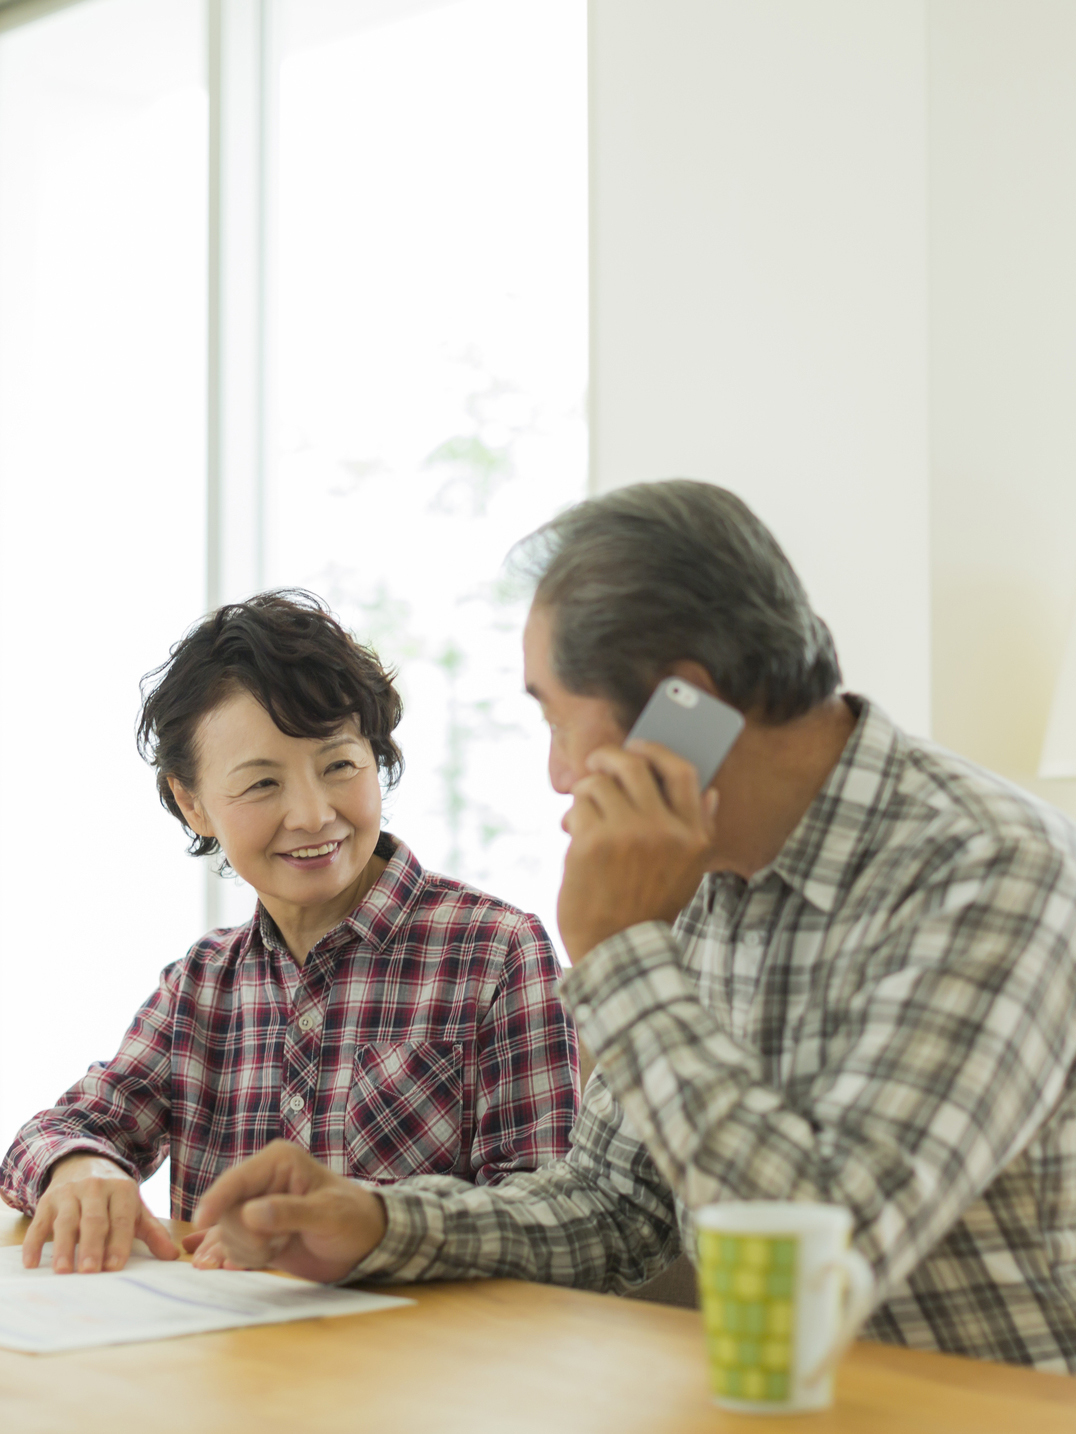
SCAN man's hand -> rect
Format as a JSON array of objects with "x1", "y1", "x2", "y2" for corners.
[
  {"x1": 23, "y1": 1153, "x2": 178, "y2": 1274},
  {"x1": 181, "y1": 1224, "x2": 242, "y2": 1269},
  {"x1": 192, "y1": 1141, "x2": 387, "y2": 1284},
  {"x1": 558, "y1": 739, "x2": 719, "y2": 962}
]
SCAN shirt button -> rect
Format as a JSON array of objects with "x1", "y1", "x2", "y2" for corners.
[
  {"x1": 286, "y1": 1094, "x2": 304, "y2": 1113},
  {"x1": 575, "y1": 1002, "x2": 593, "y2": 1023},
  {"x1": 298, "y1": 1013, "x2": 316, "y2": 1032},
  {"x1": 742, "y1": 931, "x2": 763, "y2": 948}
]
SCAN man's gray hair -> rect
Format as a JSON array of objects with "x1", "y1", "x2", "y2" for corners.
[{"x1": 517, "y1": 479, "x2": 841, "y2": 725}]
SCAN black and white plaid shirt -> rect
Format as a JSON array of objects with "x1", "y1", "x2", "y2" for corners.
[{"x1": 353, "y1": 698, "x2": 1076, "y2": 1372}]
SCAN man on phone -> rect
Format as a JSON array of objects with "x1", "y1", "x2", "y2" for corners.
[{"x1": 196, "y1": 480, "x2": 1076, "y2": 1372}]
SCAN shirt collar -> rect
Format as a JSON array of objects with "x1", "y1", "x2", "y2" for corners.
[
  {"x1": 239, "y1": 833, "x2": 425, "y2": 960},
  {"x1": 333, "y1": 834, "x2": 425, "y2": 951},
  {"x1": 764, "y1": 695, "x2": 906, "y2": 914}
]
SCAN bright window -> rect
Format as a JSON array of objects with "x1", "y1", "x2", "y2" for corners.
[
  {"x1": 0, "y1": 0, "x2": 587, "y2": 1212},
  {"x1": 0, "y1": 0, "x2": 207, "y2": 1183},
  {"x1": 262, "y1": 0, "x2": 588, "y2": 942}
]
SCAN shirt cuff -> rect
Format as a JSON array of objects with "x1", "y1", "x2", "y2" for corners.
[
  {"x1": 558, "y1": 920, "x2": 695, "y2": 1055},
  {"x1": 6, "y1": 1140, "x2": 142, "y2": 1216}
]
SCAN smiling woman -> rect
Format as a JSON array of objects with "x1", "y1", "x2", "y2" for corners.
[
  {"x1": 138, "y1": 590, "x2": 404, "y2": 963},
  {"x1": 0, "y1": 591, "x2": 578, "y2": 1274},
  {"x1": 171, "y1": 695, "x2": 388, "y2": 961}
]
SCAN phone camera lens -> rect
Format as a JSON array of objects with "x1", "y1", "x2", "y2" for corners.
[{"x1": 666, "y1": 679, "x2": 698, "y2": 709}]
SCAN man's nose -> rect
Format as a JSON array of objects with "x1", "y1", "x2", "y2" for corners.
[{"x1": 548, "y1": 747, "x2": 577, "y2": 796}]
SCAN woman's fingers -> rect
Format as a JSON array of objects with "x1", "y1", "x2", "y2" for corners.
[
  {"x1": 49, "y1": 1195, "x2": 83, "y2": 1273},
  {"x1": 24, "y1": 1175, "x2": 176, "y2": 1274},
  {"x1": 72, "y1": 1185, "x2": 111, "y2": 1272},
  {"x1": 21, "y1": 1199, "x2": 55, "y2": 1270},
  {"x1": 101, "y1": 1192, "x2": 138, "y2": 1272},
  {"x1": 136, "y1": 1205, "x2": 179, "y2": 1262}
]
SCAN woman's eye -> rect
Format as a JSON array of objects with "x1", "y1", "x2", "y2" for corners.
[
  {"x1": 326, "y1": 760, "x2": 356, "y2": 775},
  {"x1": 245, "y1": 778, "x2": 277, "y2": 793}
]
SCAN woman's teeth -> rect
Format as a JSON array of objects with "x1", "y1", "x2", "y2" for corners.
[{"x1": 287, "y1": 842, "x2": 339, "y2": 859}]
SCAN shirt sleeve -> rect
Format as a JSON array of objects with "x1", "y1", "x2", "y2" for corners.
[
  {"x1": 346, "y1": 1064, "x2": 681, "y2": 1288},
  {"x1": 468, "y1": 914, "x2": 580, "y2": 1184},
  {"x1": 557, "y1": 833, "x2": 1076, "y2": 1304},
  {"x1": 0, "y1": 966, "x2": 177, "y2": 1215}
]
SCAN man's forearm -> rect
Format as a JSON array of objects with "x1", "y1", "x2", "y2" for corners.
[{"x1": 347, "y1": 1130, "x2": 680, "y2": 1291}]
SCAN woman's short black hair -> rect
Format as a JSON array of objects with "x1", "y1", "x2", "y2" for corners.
[{"x1": 137, "y1": 589, "x2": 403, "y2": 858}]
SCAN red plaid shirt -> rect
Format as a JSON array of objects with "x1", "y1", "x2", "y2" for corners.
[{"x1": 0, "y1": 838, "x2": 578, "y2": 1220}]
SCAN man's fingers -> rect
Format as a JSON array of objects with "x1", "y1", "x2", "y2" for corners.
[
  {"x1": 620, "y1": 740, "x2": 705, "y2": 816},
  {"x1": 701, "y1": 785, "x2": 720, "y2": 830},
  {"x1": 209, "y1": 1176, "x2": 387, "y2": 1282},
  {"x1": 241, "y1": 1194, "x2": 319, "y2": 1233},
  {"x1": 188, "y1": 1223, "x2": 226, "y2": 1268},
  {"x1": 193, "y1": 1141, "x2": 323, "y2": 1229},
  {"x1": 136, "y1": 1204, "x2": 179, "y2": 1262},
  {"x1": 192, "y1": 1237, "x2": 226, "y2": 1270},
  {"x1": 584, "y1": 744, "x2": 679, "y2": 814},
  {"x1": 564, "y1": 772, "x2": 634, "y2": 831},
  {"x1": 581, "y1": 743, "x2": 707, "y2": 840},
  {"x1": 214, "y1": 1209, "x2": 283, "y2": 1270}
]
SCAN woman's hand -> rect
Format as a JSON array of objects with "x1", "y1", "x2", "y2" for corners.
[
  {"x1": 22, "y1": 1153, "x2": 179, "y2": 1274},
  {"x1": 193, "y1": 1140, "x2": 388, "y2": 1284}
]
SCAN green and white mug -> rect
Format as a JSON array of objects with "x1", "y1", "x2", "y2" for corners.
[{"x1": 695, "y1": 1202, "x2": 874, "y2": 1414}]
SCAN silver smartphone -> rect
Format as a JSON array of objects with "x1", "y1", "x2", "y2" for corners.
[{"x1": 626, "y1": 678, "x2": 745, "y2": 789}]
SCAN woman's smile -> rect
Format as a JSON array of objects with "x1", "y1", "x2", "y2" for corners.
[
  {"x1": 276, "y1": 839, "x2": 344, "y2": 869},
  {"x1": 169, "y1": 690, "x2": 388, "y2": 961}
]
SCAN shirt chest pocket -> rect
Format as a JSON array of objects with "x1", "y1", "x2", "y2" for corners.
[{"x1": 345, "y1": 1041, "x2": 464, "y2": 1183}]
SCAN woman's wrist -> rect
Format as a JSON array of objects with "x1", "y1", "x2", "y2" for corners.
[{"x1": 46, "y1": 1152, "x2": 132, "y2": 1188}]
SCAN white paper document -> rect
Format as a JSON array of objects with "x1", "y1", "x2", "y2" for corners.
[{"x1": 0, "y1": 1253, "x2": 411, "y2": 1354}]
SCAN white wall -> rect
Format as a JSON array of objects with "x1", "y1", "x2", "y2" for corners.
[
  {"x1": 928, "y1": 0, "x2": 1076, "y2": 815},
  {"x1": 589, "y1": 0, "x2": 931, "y2": 736},
  {"x1": 590, "y1": 0, "x2": 1076, "y2": 798}
]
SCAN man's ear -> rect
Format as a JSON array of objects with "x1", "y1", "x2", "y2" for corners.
[
  {"x1": 168, "y1": 777, "x2": 214, "y2": 839},
  {"x1": 667, "y1": 659, "x2": 721, "y2": 700}
]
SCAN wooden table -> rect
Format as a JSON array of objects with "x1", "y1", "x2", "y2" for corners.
[{"x1": 1, "y1": 1210, "x2": 1073, "y2": 1433}]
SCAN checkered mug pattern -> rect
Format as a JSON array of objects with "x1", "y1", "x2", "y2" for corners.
[{"x1": 695, "y1": 1202, "x2": 874, "y2": 1414}]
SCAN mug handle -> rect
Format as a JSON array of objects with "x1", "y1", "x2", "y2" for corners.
[{"x1": 803, "y1": 1248, "x2": 875, "y2": 1387}]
